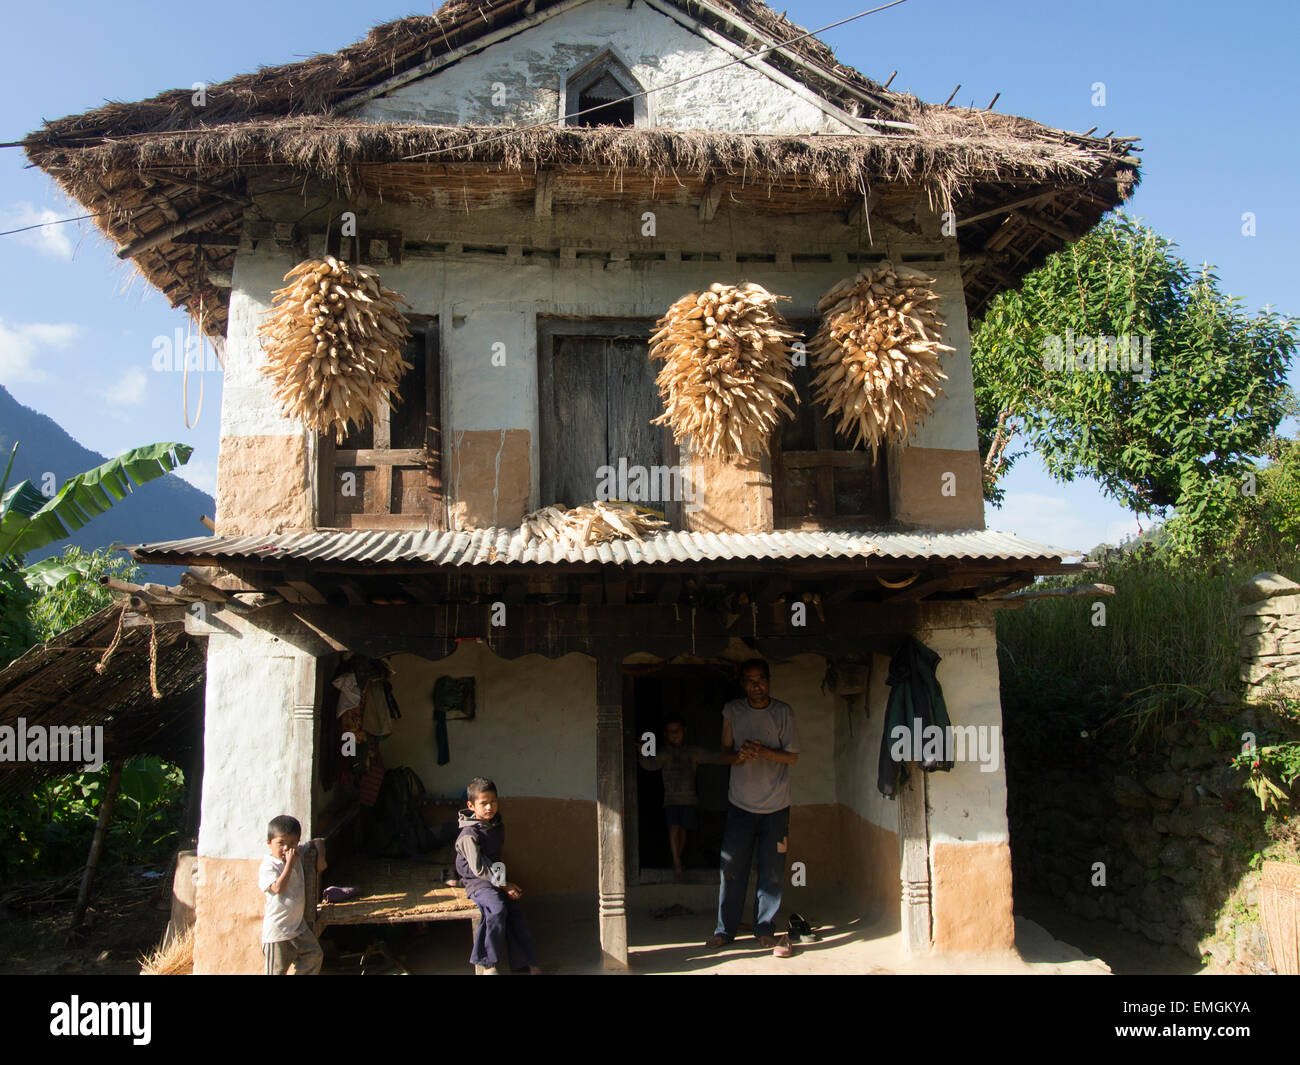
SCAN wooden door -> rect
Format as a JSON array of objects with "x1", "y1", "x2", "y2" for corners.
[{"x1": 539, "y1": 323, "x2": 676, "y2": 520}]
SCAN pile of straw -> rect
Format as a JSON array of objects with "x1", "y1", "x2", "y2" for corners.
[
  {"x1": 521, "y1": 502, "x2": 667, "y2": 547},
  {"x1": 259, "y1": 256, "x2": 412, "y2": 442},
  {"x1": 650, "y1": 282, "x2": 798, "y2": 459},
  {"x1": 809, "y1": 264, "x2": 952, "y2": 452},
  {"x1": 140, "y1": 924, "x2": 194, "y2": 976}
]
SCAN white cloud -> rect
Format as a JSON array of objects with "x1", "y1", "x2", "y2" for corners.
[
  {"x1": 104, "y1": 367, "x2": 149, "y2": 408},
  {"x1": 985, "y1": 492, "x2": 1103, "y2": 555},
  {"x1": 0, "y1": 317, "x2": 83, "y2": 385},
  {"x1": 1, "y1": 202, "x2": 77, "y2": 260}
]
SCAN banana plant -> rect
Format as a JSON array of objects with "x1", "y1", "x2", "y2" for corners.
[{"x1": 0, "y1": 441, "x2": 193, "y2": 590}]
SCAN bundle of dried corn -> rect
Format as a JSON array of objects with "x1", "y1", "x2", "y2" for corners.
[
  {"x1": 259, "y1": 256, "x2": 412, "y2": 442},
  {"x1": 649, "y1": 282, "x2": 798, "y2": 459},
  {"x1": 809, "y1": 264, "x2": 953, "y2": 453},
  {"x1": 520, "y1": 502, "x2": 668, "y2": 548}
]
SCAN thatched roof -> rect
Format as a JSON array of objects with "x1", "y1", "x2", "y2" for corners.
[
  {"x1": 0, "y1": 603, "x2": 202, "y2": 795},
  {"x1": 22, "y1": 0, "x2": 1140, "y2": 334}
]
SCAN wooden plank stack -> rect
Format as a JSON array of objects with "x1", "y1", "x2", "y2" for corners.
[
  {"x1": 809, "y1": 264, "x2": 953, "y2": 453},
  {"x1": 649, "y1": 282, "x2": 799, "y2": 459},
  {"x1": 520, "y1": 502, "x2": 668, "y2": 548},
  {"x1": 259, "y1": 256, "x2": 412, "y2": 442}
]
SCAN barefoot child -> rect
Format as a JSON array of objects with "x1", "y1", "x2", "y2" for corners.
[
  {"x1": 638, "y1": 715, "x2": 726, "y2": 878},
  {"x1": 455, "y1": 777, "x2": 541, "y2": 974},
  {"x1": 259, "y1": 814, "x2": 327, "y2": 975}
]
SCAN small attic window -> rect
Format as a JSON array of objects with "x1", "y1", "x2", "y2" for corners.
[{"x1": 564, "y1": 52, "x2": 646, "y2": 127}]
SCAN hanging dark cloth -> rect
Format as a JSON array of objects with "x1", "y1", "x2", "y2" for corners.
[{"x1": 877, "y1": 635, "x2": 954, "y2": 798}]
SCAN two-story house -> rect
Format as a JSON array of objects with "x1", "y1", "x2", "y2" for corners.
[{"x1": 25, "y1": 0, "x2": 1139, "y2": 973}]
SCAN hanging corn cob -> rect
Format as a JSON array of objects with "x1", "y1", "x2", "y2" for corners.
[
  {"x1": 649, "y1": 282, "x2": 798, "y2": 460},
  {"x1": 259, "y1": 256, "x2": 412, "y2": 443},
  {"x1": 520, "y1": 502, "x2": 668, "y2": 548},
  {"x1": 808, "y1": 264, "x2": 953, "y2": 454}
]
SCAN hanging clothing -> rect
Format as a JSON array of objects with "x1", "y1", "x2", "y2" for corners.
[{"x1": 877, "y1": 636, "x2": 954, "y2": 798}]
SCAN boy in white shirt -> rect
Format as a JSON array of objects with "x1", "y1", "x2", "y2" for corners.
[{"x1": 259, "y1": 815, "x2": 327, "y2": 975}]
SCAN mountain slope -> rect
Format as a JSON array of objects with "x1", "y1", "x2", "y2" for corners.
[{"x1": 0, "y1": 385, "x2": 213, "y2": 577}]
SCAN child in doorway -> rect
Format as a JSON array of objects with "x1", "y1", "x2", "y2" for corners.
[
  {"x1": 639, "y1": 715, "x2": 726, "y2": 879},
  {"x1": 259, "y1": 814, "x2": 328, "y2": 975},
  {"x1": 454, "y1": 777, "x2": 541, "y2": 975}
]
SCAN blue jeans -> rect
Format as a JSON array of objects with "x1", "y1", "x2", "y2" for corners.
[
  {"x1": 715, "y1": 803, "x2": 790, "y2": 939},
  {"x1": 468, "y1": 887, "x2": 538, "y2": 970}
]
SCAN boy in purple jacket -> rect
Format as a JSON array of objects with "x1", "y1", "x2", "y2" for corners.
[{"x1": 454, "y1": 777, "x2": 541, "y2": 974}]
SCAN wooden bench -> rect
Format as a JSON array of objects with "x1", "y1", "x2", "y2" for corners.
[{"x1": 303, "y1": 840, "x2": 485, "y2": 972}]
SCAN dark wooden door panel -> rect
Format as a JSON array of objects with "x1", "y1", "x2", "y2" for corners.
[{"x1": 546, "y1": 336, "x2": 610, "y2": 508}]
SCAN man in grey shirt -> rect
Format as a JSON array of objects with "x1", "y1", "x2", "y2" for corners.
[{"x1": 707, "y1": 658, "x2": 799, "y2": 952}]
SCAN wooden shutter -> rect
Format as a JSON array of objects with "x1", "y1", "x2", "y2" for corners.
[
  {"x1": 317, "y1": 317, "x2": 444, "y2": 529},
  {"x1": 771, "y1": 329, "x2": 888, "y2": 528}
]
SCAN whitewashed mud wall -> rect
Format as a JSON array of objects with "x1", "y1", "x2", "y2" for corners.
[{"x1": 348, "y1": 0, "x2": 859, "y2": 134}]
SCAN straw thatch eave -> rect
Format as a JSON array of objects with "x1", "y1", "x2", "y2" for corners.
[
  {"x1": 23, "y1": 115, "x2": 1138, "y2": 338},
  {"x1": 21, "y1": 0, "x2": 1141, "y2": 330}
]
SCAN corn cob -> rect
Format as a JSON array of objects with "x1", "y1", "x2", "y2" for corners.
[
  {"x1": 519, "y1": 502, "x2": 668, "y2": 548},
  {"x1": 259, "y1": 256, "x2": 413, "y2": 442},
  {"x1": 808, "y1": 264, "x2": 953, "y2": 454},
  {"x1": 649, "y1": 282, "x2": 799, "y2": 460}
]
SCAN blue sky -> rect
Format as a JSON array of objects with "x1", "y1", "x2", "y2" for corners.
[{"x1": 1, "y1": 0, "x2": 1296, "y2": 551}]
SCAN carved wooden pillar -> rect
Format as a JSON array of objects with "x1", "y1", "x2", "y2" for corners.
[
  {"x1": 595, "y1": 647, "x2": 628, "y2": 969},
  {"x1": 899, "y1": 767, "x2": 932, "y2": 953}
]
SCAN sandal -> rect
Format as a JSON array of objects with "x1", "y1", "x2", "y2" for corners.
[{"x1": 772, "y1": 934, "x2": 794, "y2": 958}]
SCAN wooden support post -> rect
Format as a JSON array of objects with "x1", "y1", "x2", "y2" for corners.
[
  {"x1": 595, "y1": 648, "x2": 628, "y2": 970},
  {"x1": 290, "y1": 656, "x2": 319, "y2": 839},
  {"x1": 898, "y1": 767, "x2": 932, "y2": 953},
  {"x1": 71, "y1": 759, "x2": 125, "y2": 933}
]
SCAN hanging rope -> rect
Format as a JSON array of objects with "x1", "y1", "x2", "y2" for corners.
[
  {"x1": 147, "y1": 615, "x2": 162, "y2": 699},
  {"x1": 94, "y1": 599, "x2": 130, "y2": 675},
  {"x1": 183, "y1": 248, "x2": 205, "y2": 429}
]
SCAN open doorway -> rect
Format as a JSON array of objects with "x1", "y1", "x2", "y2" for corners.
[{"x1": 630, "y1": 663, "x2": 744, "y2": 881}]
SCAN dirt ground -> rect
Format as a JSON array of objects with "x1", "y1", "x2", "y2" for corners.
[
  {"x1": 0, "y1": 867, "x2": 1227, "y2": 976},
  {"x1": 0, "y1": 864, "x2": 172, "y2": 975}
]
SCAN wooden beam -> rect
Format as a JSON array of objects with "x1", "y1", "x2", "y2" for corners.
[
  {"x1": 1016, "y1": 209, "x2": 1075, "y2": 243},
  {"x1": 698, "y1": 183, "x2": 723, "y2": 223},
  {"x1": 956, "y1": 191, "x2": 1057, "y2": 229},
  {"x1": 534, "y1": 169, "x2": 554, "y2": 218},
  {"x1": 115, "y1": 201, "x2": 245, "y2": 259},
  {"x1": 595, "y1": 648, "x2": 628, "y2": 970},
  {"x1": 899, "y1": 769, "x2": 931, "y2": 953}
]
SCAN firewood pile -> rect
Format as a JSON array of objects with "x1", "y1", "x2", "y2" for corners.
[
  {"x1": 259, "y1": 256, "x2": 412, "y2": 442},
  {"x1": 649, "y1": 282, "x2": 798, "y2": 459},
  {"x1": 520, "y1": 502, "x2": 668, "y2": 547},
  {"x1": 809, "y1": 264, "x2": 952, "y2": 453}
]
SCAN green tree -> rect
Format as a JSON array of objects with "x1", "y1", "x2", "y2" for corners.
[{"x1": 972, "y1": 215, "x2": 1297, "y2": 530}]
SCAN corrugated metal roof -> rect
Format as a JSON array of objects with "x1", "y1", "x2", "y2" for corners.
[{"x1": 130, "y1": 528, "x2": 1072, "y2": 568}]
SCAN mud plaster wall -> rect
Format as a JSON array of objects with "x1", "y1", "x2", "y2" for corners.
[
  {"x1": 349, "y1": 0, "x2": 858, "y2": 134},
  {"x1": 915, "y1": 603, "x2": 1015, "y2": 949},
  {"x1": 228, "y1": 178, "x2": 975, "y2": 532},
  {"x1": 198, "y1": 628, "x2": 309, "y2": 859}
]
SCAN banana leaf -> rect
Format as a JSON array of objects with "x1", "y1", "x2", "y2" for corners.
[{"x1": 0, "y1": 442, "x2": 193, "y2": 562}]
